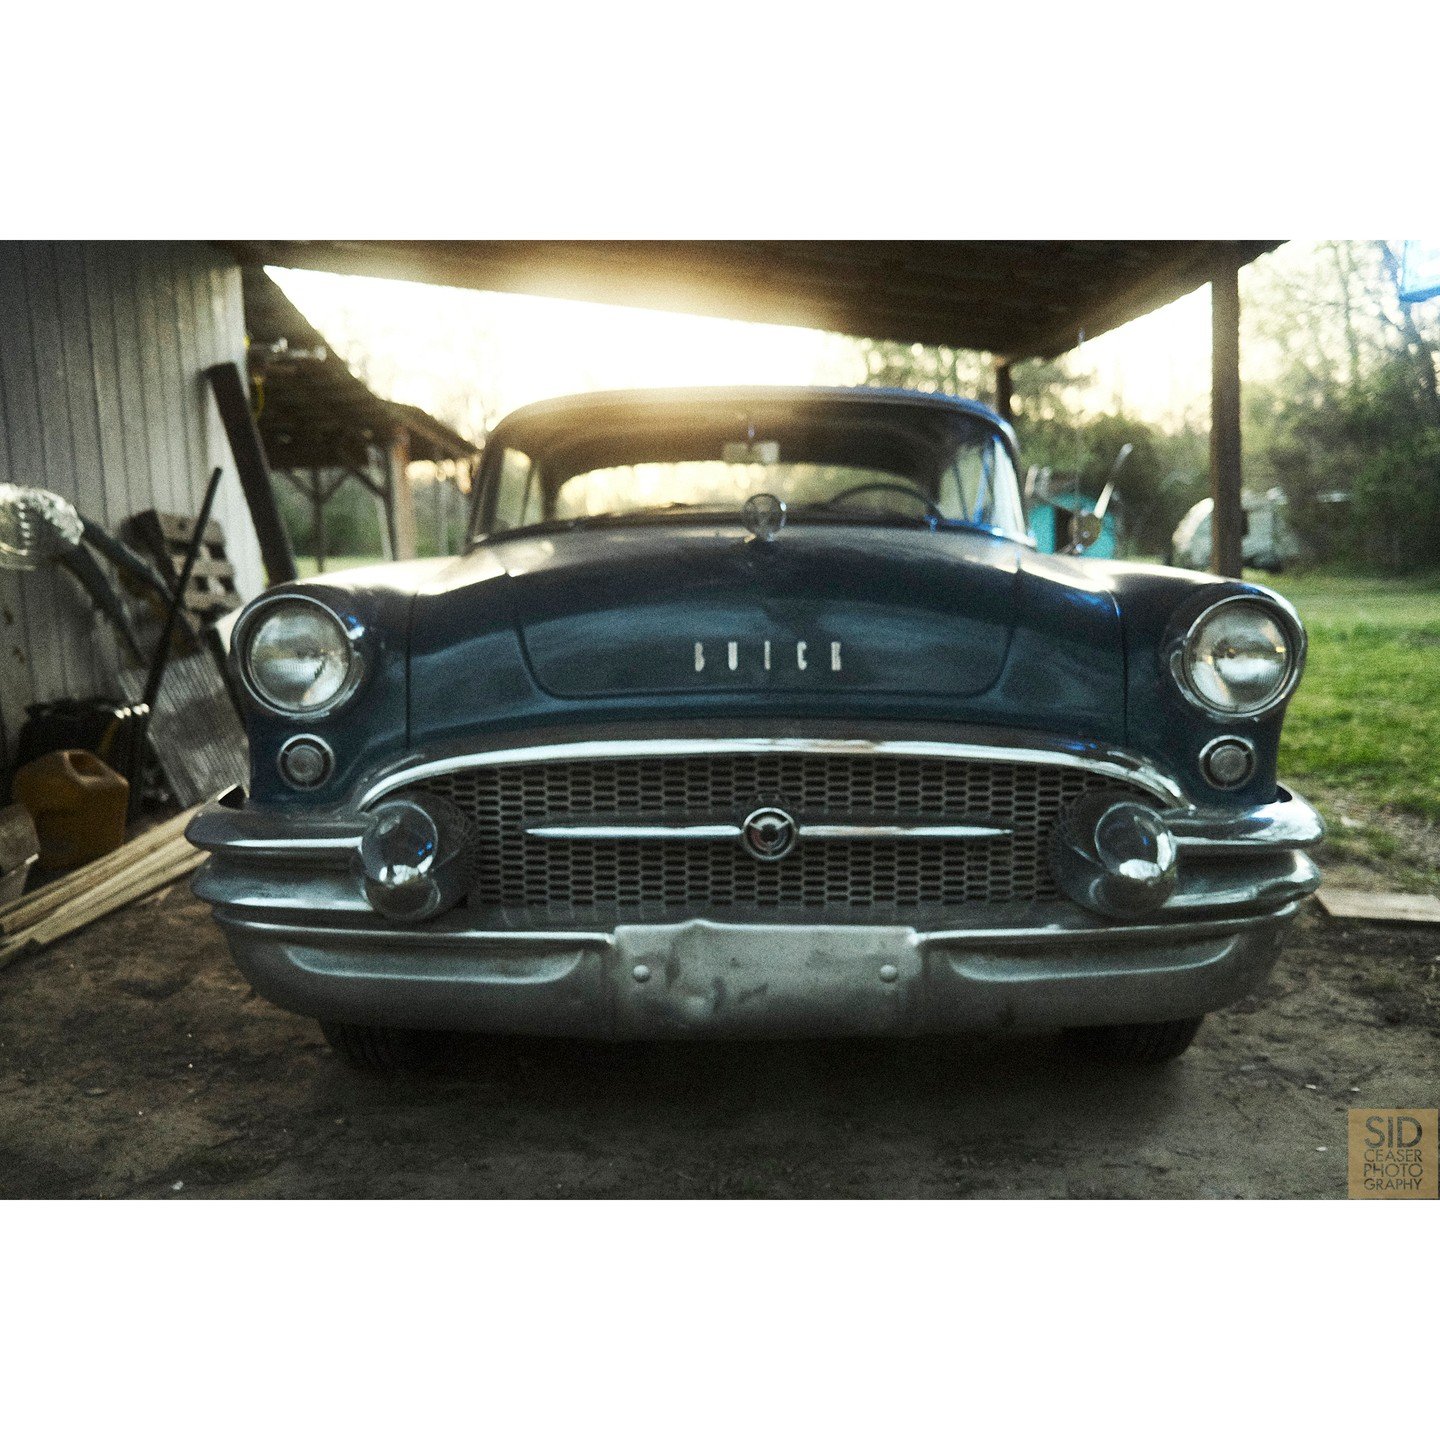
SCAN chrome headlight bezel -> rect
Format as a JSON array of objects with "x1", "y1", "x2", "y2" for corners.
[
  {"x1": 1169, "y1": 592, "x2": 1306, "y2": 720},
  {"x1": 234, "y1": 593, "x2": 364, "y2": 719}
]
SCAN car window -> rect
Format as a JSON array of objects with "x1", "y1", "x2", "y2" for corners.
[
  {"x1": 491, "y1": 448, "x2": 540, "y2": 531},
  {"x1": 476, "y1": 399, "x2": 1027, "y2": 541},
  {"x1": 553, "y1": 462, "x2": 926, "y2": 520}
]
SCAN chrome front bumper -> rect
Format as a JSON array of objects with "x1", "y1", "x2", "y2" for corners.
[{"x1": 187, "y1": 783, "x2": 1323, "y2": 1038}]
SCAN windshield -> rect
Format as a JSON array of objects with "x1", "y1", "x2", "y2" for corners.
[{"x1": 473, "y1": 393, "x2": 1026, "y2": 541}]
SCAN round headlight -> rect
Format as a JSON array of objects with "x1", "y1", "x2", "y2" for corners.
[
  {"x1": 1179, "y1": 598, "x2": 1299, "y2": 716},
  {"x1": 244, "y1": 599, "x2": 353, "y2": 714}
]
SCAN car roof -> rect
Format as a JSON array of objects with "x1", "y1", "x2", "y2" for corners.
[{"x1": 489, "y1": 385, "x2": 1016, "y2": 448}]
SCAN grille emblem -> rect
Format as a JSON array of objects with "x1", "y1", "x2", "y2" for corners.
[{"x1": 741, "y1": 806, "x2": 797, "y2": 861}]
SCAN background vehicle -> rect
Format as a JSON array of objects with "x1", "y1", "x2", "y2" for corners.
[{"x1": 1170, "y1": 489, "x2": 1302, "y2": 573}]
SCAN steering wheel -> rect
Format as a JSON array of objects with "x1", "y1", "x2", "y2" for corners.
[{"x1": 816, "y1": 481, "x2": 943, "y2": 521}]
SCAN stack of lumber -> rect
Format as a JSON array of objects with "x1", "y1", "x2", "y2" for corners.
[{"x1": 0, "y1": 805, "x2": 204, "y2": 967}]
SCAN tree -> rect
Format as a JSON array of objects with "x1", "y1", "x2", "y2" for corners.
[
  {"x1": 1242, "y1": 242, "x2": 1440, "y2": 570},
  {"x1": 853, "y1": 338, "x2": 989, "y2": 399}
]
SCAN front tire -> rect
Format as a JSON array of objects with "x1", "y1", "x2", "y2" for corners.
[
  {"x1": 1065, "y1": 1016, "x2": 1204, "y2": 1063},
  {"x1": 319, "y1": 1020, "x2": 424, "y2": 1072}
]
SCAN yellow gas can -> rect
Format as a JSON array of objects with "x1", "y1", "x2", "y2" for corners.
[{"x1": 12, "y1": 749, "x2": 129, "y2": 870}]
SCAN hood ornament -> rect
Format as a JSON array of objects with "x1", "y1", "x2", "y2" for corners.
[{"x1": 742, "y1": 493, "x2": 786, "y2": 543}]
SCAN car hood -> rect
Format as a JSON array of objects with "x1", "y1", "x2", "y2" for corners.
[
  {"x1": 463, "y1": 522, "x2": 1027, "y2": 699},
  {"x1": 248, "y1": 530, "x2": 1290, "y2": 814}
]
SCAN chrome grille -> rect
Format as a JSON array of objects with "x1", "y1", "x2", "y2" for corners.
[{"x1": 406, "y1": 749, "x2": 1153, "y2": 918}]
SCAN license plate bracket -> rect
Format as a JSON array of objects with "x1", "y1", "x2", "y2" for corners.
[{"x1": 610, "y1": 920, "x2": 920, "y2": 1036}]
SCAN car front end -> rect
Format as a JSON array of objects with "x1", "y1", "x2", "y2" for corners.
[{"x1": 188, "y1": 388, "x2": 1323, "y2": 1064}]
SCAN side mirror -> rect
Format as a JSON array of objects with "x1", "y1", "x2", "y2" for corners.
[{"x1": 1066, "y1": 444, "x2": 1131, "y2": 555}]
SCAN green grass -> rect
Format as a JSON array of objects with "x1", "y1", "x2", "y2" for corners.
[
  {"x1": 1259, "y1": 569, "x2": 1440, "y2": 823},
  {"x1": 294, "y1": 554, "x2": 386, "y2": 579}
]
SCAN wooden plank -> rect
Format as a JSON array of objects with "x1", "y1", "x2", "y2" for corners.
[
  {"x1": 1316, "y1": 888, "x2": 1440, "y2": 925},
  {"x1": 994, "y1": 361, "x2": 1014, "y2": 424},
  {"x1": 0, "y1": 842, "x2": 203, "y2": 964},
  {"x1": 179, "y1": 592, "x2": 237, "y2": 613},
  {"x1": 187, "y1": 249, "x2": 230, "y2": 549},
  {"x1": 184, "y1": 557, "x2": 236, "y2": 581},
  {"x1": 0, "y1": 568, "x2": 33, "y2": 769},
  {"x1": 170, "y1": 244, "x2": 210, "y2": 527},
  {"x1": 53, "y1": 245, "x2": 108, "y2": 530},
  {"x1": 0, "y1": 804, "x2": 200, "y2": 935},
  {"x1": 155, "y1": 245, "x2": 200, "y2": 516},
  {"x1": 123, "y1": 509, "x2": 243, "y2": 616},
  {"x1": 205, "y1": 361, "x2": 297, "y2": 584},
  {"x1": 203, "y1": 256, "x2": 268, "y2": 604}
]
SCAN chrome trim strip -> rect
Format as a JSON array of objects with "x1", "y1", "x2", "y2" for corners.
[
  {"x1": 188, "y1": 779, "x2": 1325, "y2": 866},
  {"x1": 218, "y1": 900, "x2": 1300, "y2": 951},
  {"x1": 527, "y1": 823, "x2": 742, "y2": 841},
  {"x1": 219, "y1": 915, "x2": 617, "y2": 950},
  {"x1": 224, "y1": 836, "x2": 361, "y2": 854},
  {"x1": 1169, "y1": 786, "x2": 1326, "y2": 855},
  {"x1": 359, "y1": 735, "x2": 1188, "y2": 809},
  {"x1": 918, "y1": 900, "x2": 1301, "y2": 946},
  {"x1": 525, "y1": 820, "x2": 1013, "y2": 841},
  {"x1": 185, "y1": 806, "x2": 365, "y2": 860},
  {"x1": 797, "y1": 822, "x2": 1012, "y2": 840}
]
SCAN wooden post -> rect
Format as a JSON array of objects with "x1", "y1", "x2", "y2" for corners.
[
  {"x1": 994, "y1": 361, "x2": 1015, "y2": 424},
  {"x1": 367, "y1": 446, "x2": 396, "y2": 560},
  {"x1": 1209, "y1": 251, "x2": 1244, "y2": 577},
  {"x1": 375, "y1": 482, "x2": 396, "y2": 560},
  {"x1": 311, "y1": 468, "x2": 327, "y2": 573},
  {"x1": 389, "y1": 428, "x2": 418, "y2": 561}
]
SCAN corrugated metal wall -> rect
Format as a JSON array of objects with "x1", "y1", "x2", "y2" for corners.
[{"x1": 0, "y1": 241, "x2": 265, "y2": 754}]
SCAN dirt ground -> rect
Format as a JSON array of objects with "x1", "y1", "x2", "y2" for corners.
[{"x1": 1, "y1": 872, "x2": 1436, "y2": 1199}]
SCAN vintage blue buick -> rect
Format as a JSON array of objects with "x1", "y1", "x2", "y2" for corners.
[{"x1": 188, "y1": 387, "x2": 1323, "y2": 1069}]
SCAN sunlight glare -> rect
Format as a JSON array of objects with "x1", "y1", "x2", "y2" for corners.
[
  {"x1": 271, "y1": 266, "x2": 861, "y2": 436},
  {"x1": 270, "y1": 249, "x2": 1294, "y2": 441}
]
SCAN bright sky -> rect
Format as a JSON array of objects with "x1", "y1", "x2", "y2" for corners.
[
  {"x1": 1074, "y1": 286, "x2": 1212, "y2": 423},
  {"x1": 271, "y1": 252, "x2": 1237, "y2": 439}
]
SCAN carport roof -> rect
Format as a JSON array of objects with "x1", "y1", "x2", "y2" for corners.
[
  {"x1": 242, "y1": 266, "x2": 479, "y2": 471},
  {"x1": 226, "y1": 240, "x2": 1278, "y2": 360}
]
